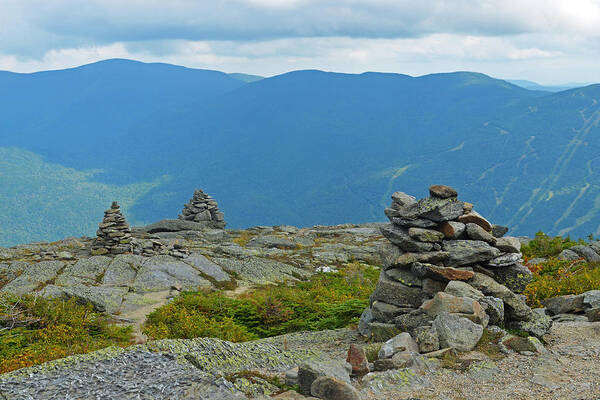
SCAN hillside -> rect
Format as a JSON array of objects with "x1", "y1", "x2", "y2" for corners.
[{"x1": 1, "y1": 59, "x2": 600, "y2": 246}]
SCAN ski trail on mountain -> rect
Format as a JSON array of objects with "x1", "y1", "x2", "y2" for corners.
[{"x1": 509, "y1": 104, "x2": 600, "y2": 233}]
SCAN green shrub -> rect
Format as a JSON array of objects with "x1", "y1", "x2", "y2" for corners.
[
  {"x1": 521, "y1": 231, "x2": 582, "y2": 259},
  {"x1": 143, "y1": 263, "x2": 379, "y2": 341},
  {"x1": 524, "y1": 258, "x2": 600, "y2": 307},
  {"x1": 0, "y1": 295, "x2": 132, "y2": 373}
]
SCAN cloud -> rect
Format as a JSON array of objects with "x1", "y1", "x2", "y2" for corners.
[{"x1": 0, "y1": 1, "x2": 599, "y2": 83}]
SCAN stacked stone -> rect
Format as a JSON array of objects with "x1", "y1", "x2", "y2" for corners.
[
  {"x1": 178, "y1": 189, "x2": 225, "y2": 228},
  {"x1": 92, "y1": 202, "x2": 132, "y2": 255},
  {"x1": 359, "y1": 185, "x2": 552, "y2": 354}
]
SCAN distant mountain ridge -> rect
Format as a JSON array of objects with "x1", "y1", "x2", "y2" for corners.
[
  {"x1": 506, "y1": 79, "x2": 589, "y2": 92},
  {"x1": 1, "y1": 59, "x2": 600, "y2": 246}
]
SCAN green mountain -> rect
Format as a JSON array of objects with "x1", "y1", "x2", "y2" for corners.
[{"x1": 1, "y1": 59, "x2": 600, "y2": 246}]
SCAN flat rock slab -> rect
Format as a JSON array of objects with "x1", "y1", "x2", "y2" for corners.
[
  {"x1": 370, "y1": 273, "x2": 430, "y2": 308},
  {"x1": 433, "y1": 312, "x2": 483, "y2": 352},
  {"x1": 55, "y1": 256, "x2": 111, "y2": 286},
  {"x1": 184, "y1": 253, "x2": 232, "y2": 282},
  {"x1": 135, "y1": 219, "x2": 223, "y2": 234},
  {"x1": 443, "y1": 240, "x2": 501, "y2": 267},
  {"x1": 380, "y1": 224, "x2": 434, "y2": 252},
  {"x1": 0, "y1": 261, "x2": 64, "y2": 296},
  {"x1": 247, "y1": 235, "x2": 297, "y2": 250},
  {"x1": 63, "y1": 285, "x2": 129, "y2": 313},
  {"x1": 411, "y1": 262, "x2": 474, "y2": 281},
  {"x1": 102, "y1": 254, "x2": 143, "y2": 286},
  {"x1": 212, "y1": 256, "x2": 310, "y2": 284},
  {"x1": 132, "y1": 255, "x2": 213, "y2": 292}
]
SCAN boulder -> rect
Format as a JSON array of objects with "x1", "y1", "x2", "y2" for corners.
[
  {"x1": 458, "y1": 211, "x2": 492, "y2": 232},
  {"x1": 394, "y1": 309, "x2": 434, "y2": 335},
  {"x1": 391, "y1": 191, "x2": 417, "y2": 207},
  {"x1": 378, "y1": 332, "x2": 419, "y2": 359},
  {"x1": 465, "y1": 223, "x2": 496, "y2": 245},
  {"x1": 429, "y1": 184, "x2": 458, "y2": 199},
  {"x1": 391, "y1": 217, "x2": 438, "y2": 228},
  {"x1": 310, "y1": 376, "x2": 359, "y2": 400},
  {"x1": 413, "y1": 325, "x2": 440, "y2": 353},
  {"x1": 385, "y1": 268, "x2": 423, "y2": 287},
  {"x1": 372, "y1": 301, "x2": 408, "y2": 322},
  {"x1": 370, "y1": 273, "x2": 430, "y2": 308},
  {"x1": 444, "y1": 280, "x2": 484, "y2": 299},
  {"x1": 485, "y1": 253, "x2": 522, "y2": 267},
  {"x1": 438, "y1": 221, "x2": 466, "y2": 239},
  {"x1": 568, "y1": 245, "x2": 600, "y2": 262},
  {"x1": 542, "y1": 294, "x2": 585, "y2": 315},
  {"x1": 346, "y1": 345, "x2": 369, "y2": 376},
  {"x1": 494, "y1": 237, "x2": 521, "y2": 253},
  {"x1": 422, "y1": 278, "x2": 447, "y2": 295},
  {"x1": 491, "y1": 263, "x2": 532, "y2": 294},
  {"x1": 390, "y1": 251, "x2": 450, "y2": 269},
  {"x1": 586, "y1": 308, "x2": 600, "y2": 322},
  {"x1": 357, "y1": 307, "x2": 373, "y2": 337},
  {"x1": 508, "y1": 308, "x2": 552, "y2": 338},
  {"x1": 380, "y1": 225, "x2": 434, "y2": 252},
  {"x1": 478, "y1": 296, "x2": 505, "y2": 325},
  {"x1": 432, "y1": 312, "x2": 483, "y2": 352},
  {"x1": 368, "y1": 323, "x2": 401, "y2": 342},
  {"x1": 583, "y1": 290, "x2": 600, "y2": 308},
  {"x1": 442, "y1": 240, "x2": 501, "y2": 267},
  {"x1": 408, "y1": 227, "x2": 444, "y2": 242},
  {"x1": 502, "y1": 335, "x2": 546, "y2": 354},
  {"x1": 297, "y1": 361, "x2": 351, "y2": 395},
  {"x1": 470, "y1": 272, "x2": 533, "y2": 321},
  {"x1": 491, "y1": 224, "x2": 509, "y2": 238},
  {"x1": 558, "y1": 249, "x2": 580, "y2": 261},
  {"x1": 411, "y1": 262, "x2": 474, "y2": 281},
  {"x1": 421, "y1": 292, "x2": 488, "y2": 326},
  {"x1": 420, "y1": 292, "x2": 478, "y2": 317},
  {"x1": 415, "y1": 197, "x2": 465, "y2": 222}
]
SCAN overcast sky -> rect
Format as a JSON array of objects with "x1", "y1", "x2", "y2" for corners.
[{"x1": 1, "y1": 0, "x2": 599, "y2": 84}]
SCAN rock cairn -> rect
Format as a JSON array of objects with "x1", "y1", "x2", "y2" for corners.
[
  {"x1": 178, "y1": 189, "x2": 226, "y2": 228},
  {"x1": 359, "y1": 185, "x2": 552, "y2": 356},
  {"x1": 92, "y1": 202, "x2": 132, "y2": 255}
]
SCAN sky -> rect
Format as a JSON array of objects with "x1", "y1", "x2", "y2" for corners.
[{"x1": 1, "y1": 0, "x2": 599, "y2": 84}]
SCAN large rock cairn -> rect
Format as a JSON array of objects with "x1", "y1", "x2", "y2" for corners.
[
  {"x1": 359, "y1": 185, "x2": 552, "y2": 356},
  {"x1": 178, "y1": 189, "x2": 226, "y2": 228},
  {"x1": 91, "y1": 202, "x2": 132, "y2": 255}
]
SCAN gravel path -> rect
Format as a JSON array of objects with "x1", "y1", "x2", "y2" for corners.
[
  {"x1": 375, "y1": 321, "x2": 600, "y2": 400},
  {"x1": 1, "y1": 323, "x2": 599, "y2": 399}
]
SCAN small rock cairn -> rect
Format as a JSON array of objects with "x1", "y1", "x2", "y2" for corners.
[
  {"x1": 359, "y1": 185, "x2": 552, "y2": 358},
  {"x1": 178, "y1": 189, "x2": 226, "y2": 228},
  {"x1": 92, "y1": 202, "x2": 132, "y2": 255}
]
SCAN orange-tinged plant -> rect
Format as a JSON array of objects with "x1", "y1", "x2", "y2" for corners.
[{"x1": 0, "y1": 295, "x2": 132, "y2": 374}]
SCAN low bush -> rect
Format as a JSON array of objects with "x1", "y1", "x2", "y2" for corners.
[
  {"x1": 143, "y1": 262, "x2": 379, "y2": 341},
  {"x1": 524, "y1": 258, "x2": 600, "y2": 307},
  {"x1": 0, "y1": 295, "x2": 132, "y2": 374},
  {"x1": 521, "y1": 231, "x2": 582, "y2": 259}
]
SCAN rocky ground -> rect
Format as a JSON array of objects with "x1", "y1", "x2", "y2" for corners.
[
  {"x1": 0, "y1": 223, "x2": 386, "y2": 335},
  {"x1": 0, "y1": 320, "x2": 598, "y2": 399},
  {"x1": 1, "y1": 222, "x2": 600, "y2": 399}
]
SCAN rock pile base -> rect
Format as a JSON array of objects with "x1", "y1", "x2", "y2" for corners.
[
  {"x1": 178, "y1": 189, "x2": 226, "y2": 229},
  {"x1": 92, "y1": 202, "x2": 132, "y2": 255},
  {"x1": 359, "y1": 185, "x2": 552, "y2": 354}
]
